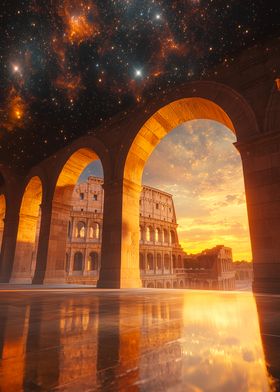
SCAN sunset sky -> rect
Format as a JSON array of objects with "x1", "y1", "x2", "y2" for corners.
[{"x1": 81, "y1": 119, "x2": 252, "y2": 261}]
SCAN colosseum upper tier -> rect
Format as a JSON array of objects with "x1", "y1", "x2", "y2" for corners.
[{"x1": 66, "y1": 176, "x2": 186, "y2": 287}]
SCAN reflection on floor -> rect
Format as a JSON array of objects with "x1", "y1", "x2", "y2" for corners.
[{"x1": 0, "y1": 289, "x2": 279, "y2": 391}]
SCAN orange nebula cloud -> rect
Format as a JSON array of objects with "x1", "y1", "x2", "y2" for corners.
[
  {"x1": 55, "y1": 74, "x2": 82, "y2": 100},
  {"x1": 1, "y1": 88, "x2": 27, "y2": 132},
  {"x1": 58, "y1": 1, "x2": 100, "y2": 45}
]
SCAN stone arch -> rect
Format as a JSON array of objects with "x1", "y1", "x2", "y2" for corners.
[
  {"x1": 43, "y1": 147, "x2": 104, "y2": 283},
  {"x1": 156, "y1": 281, "x2": 163, "y2": 288},
  {"x1": 166, "y1": 281, "x2": 171, "y2": 289},
  {"x1": 147, "y1": 282, "x2": 154, "y2": 288},
  {"x1": 146, "y1": 226, "x2": 154, "y2": 242},
  {"x1": 11, "y1": 176, "x2": 43, "y2": 283},
  {"x1": 120, "y1": 89, "x2": 259, "y2": 288},
  {"x1": 170, "y1": 230, "x2": 176, "y2": 244},
  {"x1": 180, "y1": 280, "x2": 184, "y2": 288},
  {"x1": 73, "y1": 251, "x2": 83, "y2": 272},
  {"x1": 164, "y1": 254, "x2": 170, "y2": 270},
  {"x1": 89, "y1": 222, "x2": 100, "y2": 240},
  {"x1": 163, "y1": 229, "x2": 169, "y2": 244},
  {"x1": 156, "y1": 253, "x2": 162, "y2": 270},
  {"x1": 88, "y1": 252, "x2": 98, "y2": 271},
  {"x1": 75, "y1": 221, "x2": 86, "y2": 238},
  {"x1": 147, "y1": 253, "x2": 154, "y2": 271},
  {"x1": 0, "y1": 194, "x2": 6, "y2": 253},
  {"x1": 172, "y1": 254, "x2": 176, "y2": 269},
  {"x1": 155, "y1": 227, "x2": 161, "y2": 242}
]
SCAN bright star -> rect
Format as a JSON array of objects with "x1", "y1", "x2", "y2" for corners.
[
  {"x1": 135, "y1": 69, "x2": 142, "y2": 77},
  {"x1": 155, "y1": 14, "x2": 161, "y2": 20},
  {"x1": 13, "y1": 64, "x2": 20, "y2": 73}
]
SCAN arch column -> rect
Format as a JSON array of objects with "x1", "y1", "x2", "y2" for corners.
[
  {"x1": 98, "y1": 179, "x2": 142, "y2": 288},
  {"x1": 43, "y1": 201, "x2": 71, "y2": 283},
  {"x1": 237, "y1": 132, "x2": 280, "y2": 293},
  {"x1": 32, "y1": 199, "x2": 53, "y2": 284},
  {"x1": 0, "y1": 204, "x2": 20, "y2": 282}
]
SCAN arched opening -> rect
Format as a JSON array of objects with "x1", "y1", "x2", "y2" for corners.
[
  {"x1": 172, "y1": 254, "x2": 176, "y2": 269},
  {"x1": 156, "y1": 254, "x2": 161, "y2": 270},
  {"x1": 89, "y1": 222, "x2": 100, "y2": 240},
  {"x1": 147, "y1": 253, "x2": 154, "y2": 271},
  {"x1": 41, "y1": 148, "x2": 104, "y2": 283},
  {"x1": 164, "y1": 254, "x2": 170, "y2": 271},
  {"x1": 11, "y1": 176, "x2": 42, "y2": 283},
  {"x1": 73, "y1": 251, "x2": 83, "y2": 272},
  {"x1": 0, "y1": 195, "x2": 6, "y2": 253},
  {"x1": 170, "y1": 230, "x2": 176, "y2": 244},
  {"x1": 75, "y1": 221, "x2": 86, "y2": 238},
  {"x1": 163, "y1": 229, "x2": 169, "y2": 244},
  {"x1": 88, "y1": 252, "x2": 98, "y2": 272},
  {"x1": 122, "y1": 95, "x2": 256, "y2": 289},
  {"x1": 147, "y1": 282, "x2": 154, "y2": 288},
  {"x1": 155, "y1": 228, "x2": 160, "y2": 242}
]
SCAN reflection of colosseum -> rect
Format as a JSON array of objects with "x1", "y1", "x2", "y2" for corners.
[{"x1": 66, "y1": 176, "x2": 236, "y2": 289}]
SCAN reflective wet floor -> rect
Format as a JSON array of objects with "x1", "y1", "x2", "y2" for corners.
[{"x1": 0, "y1": 288, "x2": 279, "y2": 391}]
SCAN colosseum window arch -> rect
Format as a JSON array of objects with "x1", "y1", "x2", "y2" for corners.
[
  {"x1": 88, "y1": 252, "x2": 98, "y2": 271},
  {"x1": 89, "y1": 222, "x2": 100, "y2": 239},
  {"x1": 73, "y1": 251, "x2": 83, "y2": 271},
  {"x1": 170, "y1": 230, "x2": 176, "y2": 244},
  {"x1": 164, "y1": 254, "x2": 170, "y2": 270},
  {"x1": 75, "y1": 221, "x2": 86, "y2": 238},
  {"x1": 163, "y1": 229, "x2": 169, "y2": 244},
  {"x1": 172, "y1": 254, "x2": 177, "y2": 269},
  {"x1": 147, "y1": 253, "x2": 154, "y2": 270},
  {"x1": 156, "y1": 254, "x2": 162, "y2": 269},
  {"x1": 146, "y1": 226, "x2": 154, "y2": 242}
]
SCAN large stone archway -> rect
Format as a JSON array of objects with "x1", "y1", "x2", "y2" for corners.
[
  {"x1": 10, "y1": 176, "x2": 43, "y2": 283},
  {"x1": 98, "y1": 85, "x2": 260, "y2": 289},
  {"x1": 40, "y1": 148, "x2": 103, "y2": 283}
]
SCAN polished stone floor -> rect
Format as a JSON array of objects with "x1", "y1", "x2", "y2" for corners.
[{"x1": 0, "y1": 288, "x2": 279, "y2": 392}]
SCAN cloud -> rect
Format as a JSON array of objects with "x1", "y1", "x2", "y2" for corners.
[{"x1": 142, "y1": 119, "x2": 252, "y2": 261}]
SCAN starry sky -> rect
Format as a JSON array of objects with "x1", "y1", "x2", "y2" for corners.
[{"x1": 0, "y1": 0, "x2": 279, "y2": 169}]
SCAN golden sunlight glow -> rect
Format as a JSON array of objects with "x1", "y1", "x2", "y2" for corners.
[{"x1": 182, "y1": 292, "x2": 273, "y2": 391}]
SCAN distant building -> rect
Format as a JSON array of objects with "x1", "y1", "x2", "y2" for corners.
[
  {"x1": 234, "y1": 261, "x2": 253, "y2": 290},
  {"x1": 66, "y1": 176, "x2": 236, "y2": 290},
  {"x1": 183, "y1": 246, "x2": 236, "y2": 290}
]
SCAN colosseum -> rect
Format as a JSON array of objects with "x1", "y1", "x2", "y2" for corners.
[{"x1": 66, "y1": 176, "x2": 235, "y2": 290}]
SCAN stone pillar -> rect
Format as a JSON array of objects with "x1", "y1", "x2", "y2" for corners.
[
  {"x1": 0, "y1": 207, "x2": 20, "y2": 283},
  {"x1": 98, "y1": 180, "x2": 142, "y2": 288},
  {"x1": 10, "y1": 214, "x2": 39, "y2": 284},
  {"x1": 237, "y1": 133, "x2": 280, "y2": 293},
  {"x1": 43, "y1": 201, "x2": 71, "y2": 283},
  {"x1": 32, "y1": 200, "x2": 52, "y2": 284}
]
